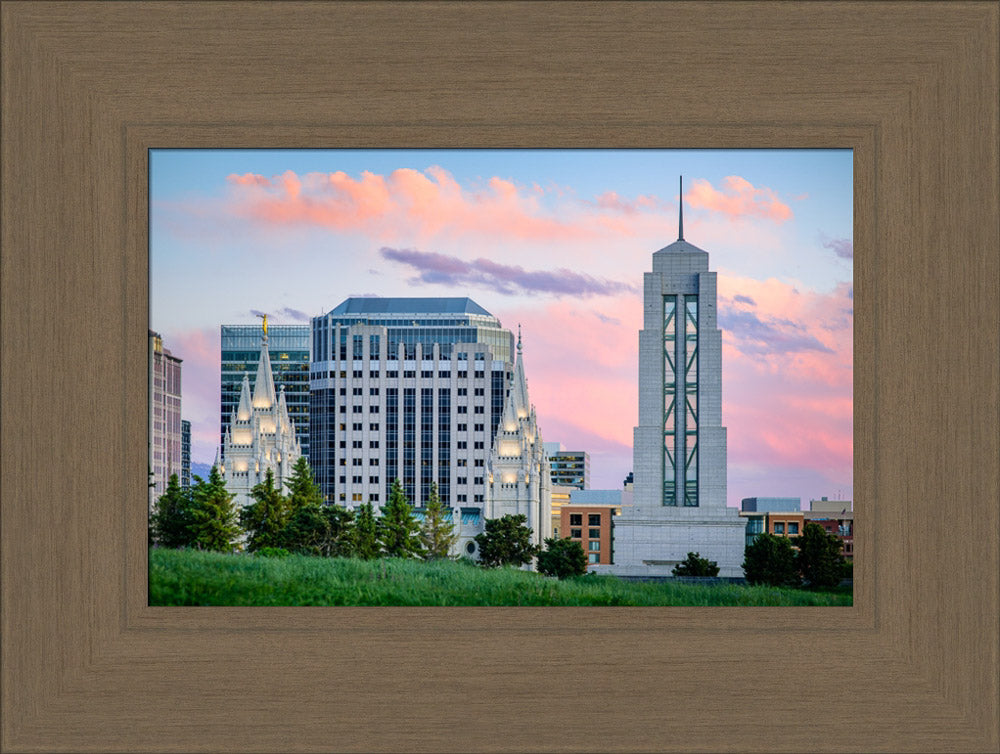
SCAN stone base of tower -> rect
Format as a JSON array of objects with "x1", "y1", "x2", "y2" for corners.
[{"x1": 609, "y1": 507, "x2": 746, "y2": 578}]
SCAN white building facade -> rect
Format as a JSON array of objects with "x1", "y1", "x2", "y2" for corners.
[
  {"x1": 614, "y1": 181, "x2": 745, "y2": 577},
  {"x1": 485, "y1": 334, "x2": 553, "y2": 549},
  {"x1": 219, "y1": 323, "x2": 303, "y2": 511}
]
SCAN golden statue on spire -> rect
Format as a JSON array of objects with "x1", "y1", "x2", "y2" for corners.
[{"x1": 256, "y1": 312, "x2": 268, "y2": 337}]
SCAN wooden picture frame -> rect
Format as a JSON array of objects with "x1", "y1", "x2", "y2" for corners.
[{"x1": 3, "y1": 2, "x2": 997, "y2": 751}]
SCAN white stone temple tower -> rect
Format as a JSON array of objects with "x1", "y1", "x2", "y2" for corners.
[
  {"x1": 219, "y1": 315, "x2": 302, "y2": 511},
  {"x1": 614, "y1": 178, "x2": 744, "y2": 576},
  {"x1": 484, "y1": 329, "x2": 553, "y2": 550}
]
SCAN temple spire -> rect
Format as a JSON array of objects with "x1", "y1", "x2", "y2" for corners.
[
  {"x1": 517, "y1": 323, "x2": 522, "y2": 354},
  {"x1": 678, "y1": 175, "x2": 684, "y2": 241}
]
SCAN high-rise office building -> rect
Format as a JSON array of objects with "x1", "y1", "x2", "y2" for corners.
[
  {"x1": 181, "y1": 419, "x2": 191, "y2": 489},
  {"x1": 310, "y1": 297, "x2": 549, "y2": 555},
  {"x1": 220, "y1": 324, "x2": 309, "y2": 461},
  {"x1": 148, "y1": 330, "x2": 182, "y2": 508},
  {"x1": 616, "y1": 179, "x2": 744, "y2": 576},
  {"x1": 219, "y1": 320, "x2": 303, "y2": 511},
  {"x1": 543, "y1": 443, "x2": 591, "y2": 489}
]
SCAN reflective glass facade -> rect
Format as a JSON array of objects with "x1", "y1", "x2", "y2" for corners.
[{"x1": 220, "y1": 325, "x2": 310, "y2": 460}]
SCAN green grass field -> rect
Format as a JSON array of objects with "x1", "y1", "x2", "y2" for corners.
[{"x1": 149, "y1": 549, "x2": 853, "y2": 606}]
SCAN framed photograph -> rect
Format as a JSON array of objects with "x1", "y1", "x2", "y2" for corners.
[
  {"x1": 3, "y1": 2, "x2": 996, "y2": 751},
  {"x1": 148, "y1": 148, "x2": 854, "y2": 605}
]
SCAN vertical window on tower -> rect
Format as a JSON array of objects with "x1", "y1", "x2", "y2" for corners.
[
  {"x1": 402, "y1": 388, "x2": 416, "y2": 504},
  {"x1": 385, "y1": 388, "x2": 398, "y2": 501},
  {"x1": 339, "y1": 329, "x2": 348, "y2": 361},
  {"x1": 663, "y1": 295, "x2": 677, "y2": 506},
  {"x1": 684, "y1": 296, "x2": 699, "y2": 507},
  {"x1": 438, "y1": 388, "x2": 450, "y2": 505},
  {"x1": 369, "y1": 334, "x2": 380, "y2": 360},
  {"x1": 420, "y1": 388, "x2": 434, "y2": 504},
  {"x1": 353, "y1": 334, "x2": 364, "y2": 360}
]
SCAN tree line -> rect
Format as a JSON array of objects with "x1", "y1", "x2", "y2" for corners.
[
  {"x1": 150, "y1": 456, "x2": 590, "y2": 577},
  {"x1": 672, "y1": 524, "x2": 850, "y2": 589}
]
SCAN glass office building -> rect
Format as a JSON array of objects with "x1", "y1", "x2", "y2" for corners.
[
  {"x1": 220, "y1": 324, "x2": 310, "y2": 460},
  {"x1": 309, "y1": 297, "x2": 515, "y2": 509}
]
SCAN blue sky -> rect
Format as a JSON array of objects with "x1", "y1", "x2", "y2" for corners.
[{"x1": 151, "y1": 149, "x2": 853, "y2": 506}]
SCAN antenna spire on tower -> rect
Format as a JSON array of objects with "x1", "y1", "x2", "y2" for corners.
[
  {"x1": 678, "y1": 175, "x2": 684, "y2": 241},
  {"x1": 517, "y1": 323, "x2": 522, "y2": 354}
]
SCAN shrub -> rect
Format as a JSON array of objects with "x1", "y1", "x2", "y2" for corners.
[{"x1": 671, "y1": 552, "x2": 720, "y2": 577}]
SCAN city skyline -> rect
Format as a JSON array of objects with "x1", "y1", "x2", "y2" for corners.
[{"x1": 151, "y1": 149, "x2": 853, "y2": 506}]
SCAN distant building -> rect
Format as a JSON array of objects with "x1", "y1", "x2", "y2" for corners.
[
  {"x1": 181, "y1": 420, "x2": 191, "y2": 489},
  {"x1": 218, "y1": 320, "x2": 303, "y2": 511},
  {"x1": 149, "y1": 330, "x2": 182, "y2": 509},
  {"x1": 739, "y1": 509, "x2": 806, "y2": 549},
  {"x1": 221, "y1": 324, "x2": 310, "y2": 462},
  {"x1": 740, "y1": 496, "x2": 801, "y2": 513},
  {"x1": 740, "y1": 497, "x2": 854, "y2": 560},
  {"x1": 550, "y1": 485, "x2": 573, "y2": 537},
  {"x1": 543, "y1": 443, "x2": 590, "y2": 489},
  {"x1": 805, "y1": 499, "x2": 854, "y2": 559}
]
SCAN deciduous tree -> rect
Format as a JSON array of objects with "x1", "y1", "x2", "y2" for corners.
[
  {"x1": 796, "y1": 522, "x2": 846, "y2": 588},
  {"x1": 474, "y1": 514, "x2": 538, "y2": 568},
  {"x1": 742, "y1": 533, "x2": 800, "y2": 587},
  {"x1": 536, "y1": 537, "x2": 587, "y2": 579}
]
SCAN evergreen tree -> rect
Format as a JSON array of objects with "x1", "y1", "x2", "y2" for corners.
[
  {"x1": 671, "y1": 552, "x2": 720, "y2": 577},
  {"x1": 241, "y1": 468, "x2": 289, "y2": 553},
  {"x1": 284, "y1": 456, "x2": 324, "y2": 514},
  {"x1": 354, "y1": 502, "x2": 379, "y2": 560},
  {"x1": 419, "y1": 483, "x2": 459, "y2": 560},
  {"x1": 379, "y1": 479, "x2": 424, "y2": 558},
  {"x1": 187, "y1": 465, "x2": 241, "y2": 552},
  {"x1": 150, "y1": 473, "x2": 194, "y2": 548},
  {"x1": 742, "y1": 533, "x2": 800, "y2": 587},
  {"x1": 536, "y1": 537, "x2": 587, "y2": 579},
  {"x1": 796, "y1": 522, "x2": 847, "y2": 588},
  {"x1": 474, "y1": 514, "x2": 539, "y2": 568},
  {"x1": 280, "y1": 503, "x2": 356, "y2": 557}
]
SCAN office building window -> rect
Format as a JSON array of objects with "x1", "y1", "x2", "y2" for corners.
[
  {"x1": 570, "y1": 529, "x2": 582, "y2": 538},
  {"x1": 589, "y1": 528, "x2": 600, "y2": 538},
  {"x1": 570, "y1": 514, "x2": 582, "y2": 526},
  {"x1": 588, "y1": 514, "x2": 601, "y2": 526},
  {"x1": 588, "y1": 553, "x2": 599, "y2": 564}
]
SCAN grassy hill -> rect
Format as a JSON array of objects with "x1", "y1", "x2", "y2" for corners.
[{"x1": 149, "y1": 549, "x2": 853, "y2": 607}]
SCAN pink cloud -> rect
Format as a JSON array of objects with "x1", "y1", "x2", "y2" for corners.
[
  {"x1": 686, "y1": 176, "x2": 793, "y2": 223},
  {"x1": 217, "y1": 167, "x2": 678, "y2": 245}
]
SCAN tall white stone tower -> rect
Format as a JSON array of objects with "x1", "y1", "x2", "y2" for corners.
[
  {"x1": 615, "y1": 178, "x2": 744, "y2": 576},
  {"x1": 219, "y1": 317, "x2": 303, "y2": 511},
  {"x1": 485, "y1": 330, "x2": 553, "y2": 550}
]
